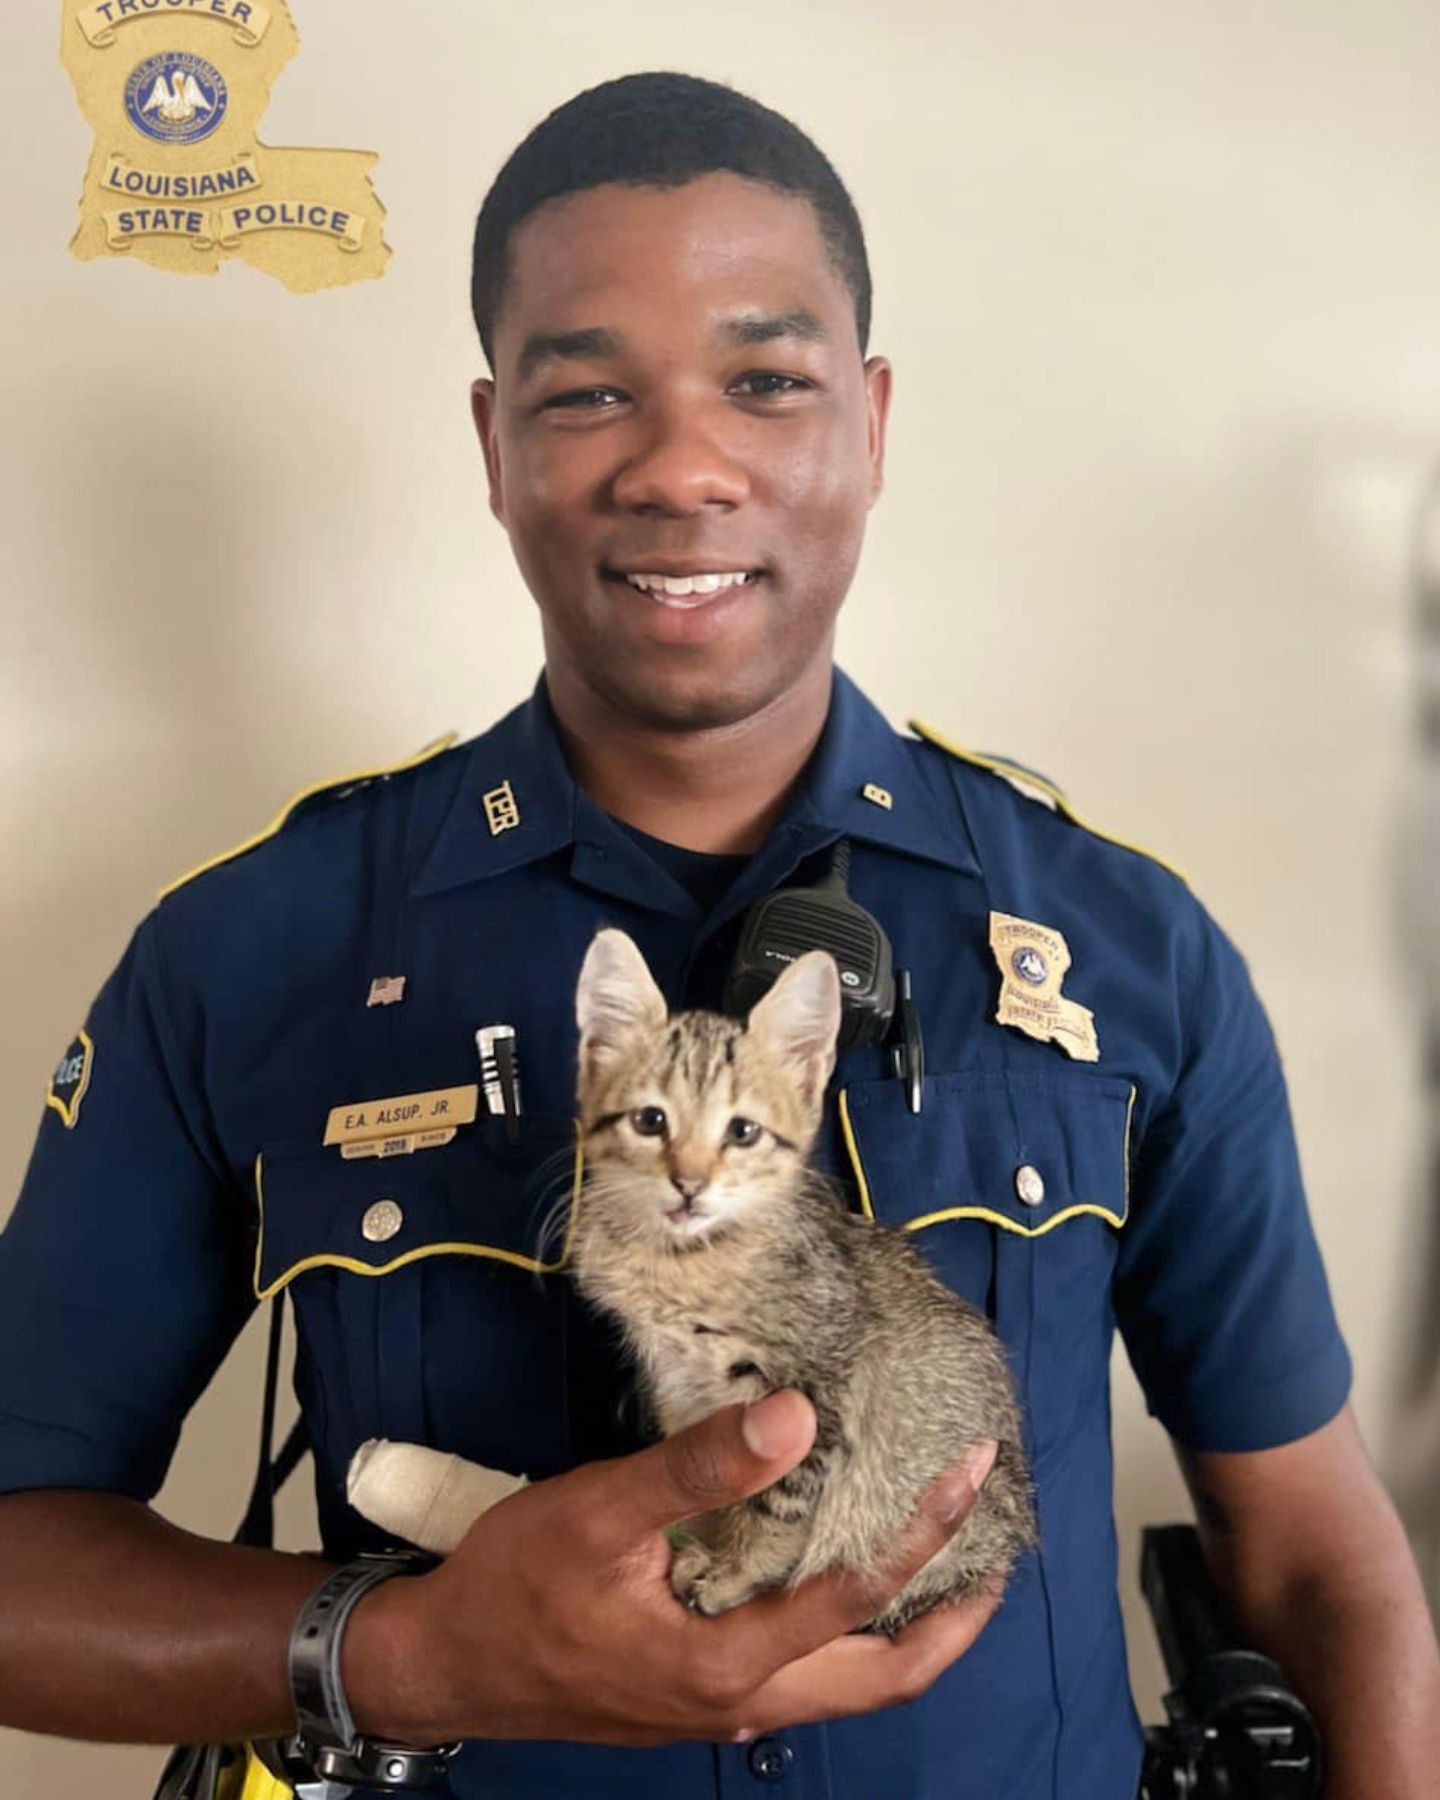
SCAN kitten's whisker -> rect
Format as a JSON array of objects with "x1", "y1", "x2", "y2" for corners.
[
  {"x1": 526, "y1": 1170, "x2": 578, "y2": 1286},
  {"x1": 534, "y1": 1196, "x2": 572, "y2": 1271},
  {"x1": 500, "y1": 1143, "x2": 579, "y2": 1293}
]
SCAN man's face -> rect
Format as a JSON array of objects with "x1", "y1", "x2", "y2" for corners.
[{"x1": 471, "y1": 171, "x2": 892, "y2": 730}]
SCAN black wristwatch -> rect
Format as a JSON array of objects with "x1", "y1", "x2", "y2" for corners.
[{"x1": 286, "y1": 1549, "x2": 462, "y2": 1790}]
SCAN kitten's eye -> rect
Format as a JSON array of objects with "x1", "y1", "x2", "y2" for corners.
[
  {"x1": 725, "y1": 1116, "x2": 762, "y2": 1148},
  {"x1": 630, "y1": 1105, "x2": 668, "y2": 1137}
]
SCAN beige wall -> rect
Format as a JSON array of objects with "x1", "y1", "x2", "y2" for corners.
[{"x1": 4, "y1": 1, "x2": 1439, "y2": 1791}]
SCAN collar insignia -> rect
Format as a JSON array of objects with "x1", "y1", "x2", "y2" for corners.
[{"x1": 482, "y1": 779, "x2": 520, "y2": 836}]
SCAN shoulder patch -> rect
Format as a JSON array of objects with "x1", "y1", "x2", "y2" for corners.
[
  {"x1": 156, "y1": 732, "x2": 458, "y2": 902},
  {"x1": 907, "y1": 716, "x2": 1190, "y2": 886},
  {"x1": 46, "y1": 1028, "x2": 94, "y2": 1129}
]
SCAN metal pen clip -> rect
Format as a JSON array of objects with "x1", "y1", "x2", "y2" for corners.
[
  {"x1": 889, "y1": 968, "x2": 924, "y2": 1114},
  {"x1": 476, "y1": 1023, "x2": 523, "y2": 1143}
]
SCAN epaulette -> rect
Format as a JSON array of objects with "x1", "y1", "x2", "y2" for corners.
[
  {"x1": 907, "y1": 716, "x2": 1190, "y2": 886},
  {"x1": 156, "y1": 732, "x2": 458, "y2": 902}
]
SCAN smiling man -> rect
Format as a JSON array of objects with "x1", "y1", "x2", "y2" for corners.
[
  {"x1": 468, "y1": 146, "x2": 891, "y2": 857},
  {"x1": 1, "y1": 69, "x2": 1438, "y2": 1800}
]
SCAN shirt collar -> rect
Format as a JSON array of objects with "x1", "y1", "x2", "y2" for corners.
[
  {"x1": 792, "y1": 665, "x2": 981, "y2": 876},
  {"x1": 409, "y1": 663, "x2": 980, "y2": 900}
]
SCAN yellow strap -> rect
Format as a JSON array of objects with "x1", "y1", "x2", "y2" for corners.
[
  {"x1": 217, "y1": 1742, "x2": 293, "y2": 1800},
  {"x1": 156, "y1": 733, "x2": 458, "y2": 902},
  {"x1": 907, "y1": 717, "x2": 1190, "y2": 886}
]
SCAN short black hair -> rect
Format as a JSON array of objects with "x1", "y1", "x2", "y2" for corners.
[{"x1": 471, "y1": 71, "x2": 872, "y2": 372}]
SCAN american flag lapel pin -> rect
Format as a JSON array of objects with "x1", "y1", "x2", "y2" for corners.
[{"x1": 366, "y1": 975, "x2": 407, "y2": 1007}]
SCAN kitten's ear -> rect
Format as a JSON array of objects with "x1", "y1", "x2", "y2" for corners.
[
  {"x1": 746, "y1": 950, "x2": 842, "y2": 1111},
  {"x1": 575, "y1": 928, "x2": 668, "y2": 1085}
]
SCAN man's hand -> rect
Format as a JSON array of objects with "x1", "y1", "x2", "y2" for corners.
[{"x1": 344, "y1": 1388, "x2": 1001, "y2": 1748}]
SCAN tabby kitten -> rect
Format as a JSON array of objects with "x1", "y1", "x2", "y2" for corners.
[{"x1": 568, "y1": 927, "x2": 1036, "y2": 1632}]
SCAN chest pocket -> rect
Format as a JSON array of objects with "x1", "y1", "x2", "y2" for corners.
[
  {"x1": 252, "y1": 1113, "x2": 582, "y2": 1491},
  {"x1": 836, "y1": 1068, "x2": 1137, "y2": 1468}
]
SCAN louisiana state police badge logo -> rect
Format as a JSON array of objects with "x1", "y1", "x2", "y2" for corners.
[
  {"x1": 66, "y1": 0, "x2": 389, "y2": 289},
  {"x1": 124, "y1": 51, "x2": 228, "y2": 147},
  {"x1": 46, "y1": 1029, "x2": 94, "y2": 1130},
  {"x1": 989, "y1": 912, "x2": 1100, "y2": 1062}
]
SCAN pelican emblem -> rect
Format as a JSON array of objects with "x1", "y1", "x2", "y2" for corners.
[
  {"x1": 142, "y1": 71, "x2": 214, "y2": 127},
  {"x1": 124, "y1": 51, "x2": 228, "y2": 146}
]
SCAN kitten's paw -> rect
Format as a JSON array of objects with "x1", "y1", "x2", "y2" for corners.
[
  {"x1": 685, "y1": 1564, "x2": 763, "y2": 1616},
  {"x1": 669, "y1": 1541, "x2": 717, "y2": 1612},
  {"x1": 670, "y1": 1544, "x2": 763, "y2": 1617}
]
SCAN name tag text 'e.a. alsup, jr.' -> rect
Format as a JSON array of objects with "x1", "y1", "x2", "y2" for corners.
[{"x1": 323, "y1": 1085, "x2": 478, "y2": 1161}]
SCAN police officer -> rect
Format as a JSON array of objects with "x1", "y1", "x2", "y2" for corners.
[{"x1": 3, "y1": 70, "x2": 1439, "y2": 1800}]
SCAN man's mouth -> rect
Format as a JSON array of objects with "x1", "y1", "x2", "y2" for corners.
[{"x1": 602, "y1": 567, "x2": 763, "y2": 610}]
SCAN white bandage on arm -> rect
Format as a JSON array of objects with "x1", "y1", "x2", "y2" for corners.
[{"x1": 346, "y1": 1439, "x2": 530, "y2": 1555}]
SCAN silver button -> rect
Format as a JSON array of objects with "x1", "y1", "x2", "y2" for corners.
[
  {"x1": 1014, "y1": 1164, "x2": 1046, "y2": 1207},
  {"x1": 362, "y1": 1199, "x2": 403, "y2": 1243}
]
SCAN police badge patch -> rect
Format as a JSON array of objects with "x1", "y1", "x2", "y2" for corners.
[
  {"x1": 988, "y1": 912, "x2": 1100, "y2": 1062},
  {"x1": 63, "y1": 0, "x2": 390, "y2": 291},
  {"x1": 46, "y1": 1029, "x2": 94, "y2": 1129}
]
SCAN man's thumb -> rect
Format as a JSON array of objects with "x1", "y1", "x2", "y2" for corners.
[
  {"x1": 740, "y1": 1390, "x2": 814, "y2": 1461},
  {"x1": 624, "y1": 1389, "x2": 817, "y2": 1535}
]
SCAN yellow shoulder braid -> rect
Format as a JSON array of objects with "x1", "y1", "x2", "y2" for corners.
[
  {"x1": 156, "y1": 732, "x2": 458, "y2": 902},
  {"x1": 907, "y1": 716, "x2": 1190, "y2": 887}
]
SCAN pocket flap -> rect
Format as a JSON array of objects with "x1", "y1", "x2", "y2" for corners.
[
  {"x1": 253, "y1": 1113, "x2": 580, "y2": 1298},
  {"x1": 838, "y1": 1068, "x2": 1136, "y2": 1238}
]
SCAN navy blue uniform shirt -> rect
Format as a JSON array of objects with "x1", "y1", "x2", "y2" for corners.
[{"x1": 0, "y1": 666, "x2": 1352, "y2": 1798}]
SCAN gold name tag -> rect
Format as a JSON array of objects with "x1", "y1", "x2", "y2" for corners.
[{"x1": 324, "y1": 1085, "x2": 477, "y2": 1152}]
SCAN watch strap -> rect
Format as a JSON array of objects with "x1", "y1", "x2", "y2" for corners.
[
  {"x1": 310, "y1": 1735, "x2": 462, "y2": 1789},
  {"x1": 287, "y1": 1549, "x2": 456, "y2": 1783}
]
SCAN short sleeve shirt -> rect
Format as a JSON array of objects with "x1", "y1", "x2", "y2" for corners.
[{"x1": 0, "y1": 666, "x2": 1351, "y2": 1800}]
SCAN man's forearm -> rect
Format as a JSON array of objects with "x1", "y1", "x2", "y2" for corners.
[
  {"x1": 1212, "y1": 1522, "x2": 1440, "y2": 1799},
  {"x1": 0, "y1": 1489, "x2": 342, "y2": 1744}
]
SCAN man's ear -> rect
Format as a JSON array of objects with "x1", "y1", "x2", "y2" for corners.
[
  {"x1": 470, "y1": 377, "x2": 507, "y2": 527},
  {"x1": 575, "y1": 928, "x2": 668, "y2": 1090},
  {"x1": 862, "y1": 355, "x2": 893, "y2": 508},
  {"x1": 746, "y1": 951, "x2": 842, "y2": 1112}
]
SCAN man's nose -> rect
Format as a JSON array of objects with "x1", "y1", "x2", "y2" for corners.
[{"x1": 611, "y1": 408, "x2": 750, "y2": 514}]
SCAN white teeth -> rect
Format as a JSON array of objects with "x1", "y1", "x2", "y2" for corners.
[{"x1": 622, "y1": 570, "x2": 754, "y2": 598}]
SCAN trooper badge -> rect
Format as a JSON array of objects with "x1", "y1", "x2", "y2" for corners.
[
  {"x1": 988, "y1": 912, "x2": 1099, "y2": 1062},
  {"x1": 63, "y1": 0, "x2": 388, "y2": 290}
]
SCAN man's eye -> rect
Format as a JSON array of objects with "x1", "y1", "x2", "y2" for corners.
[
  {"x1": 730, "y1": 372, "x2": 812, "y2": 398},
  {"x1": 630, "y1": 1105, "x2": 668, "y2": 1137},
  {"x1": 725, "y1": 1117, "x2": 762, "y2": 1147},
  {"x1": 544, "y1": 387, "x2": 624, "y2": 409}
]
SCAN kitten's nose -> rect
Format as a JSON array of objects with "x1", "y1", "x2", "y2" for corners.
[{"x1": 670, "y1": 1172, "x2": 707, "y2": 1202}]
